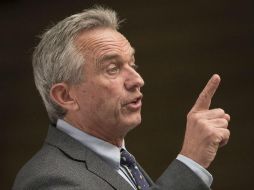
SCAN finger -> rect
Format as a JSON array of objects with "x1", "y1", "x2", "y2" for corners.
[
  {"x1": 194, "y1": 108, "x2": 225, "y2": 120},
  {"x1": 224, "y1": 113, "x2": 230, "y2": 122},
  {"x1": 191, "y1": 74, "x2": 221, "y2": 112},
  {"x1": 207, "y1": 118, "x2": 229, "y2": 128},
  {"x1": 217, "y1": 128, "x2": 230, "y2": 147}
]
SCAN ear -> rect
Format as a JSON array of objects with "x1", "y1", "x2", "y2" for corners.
[{"x1": 50, "y1": 83, "x2": 79, "y2": 111}]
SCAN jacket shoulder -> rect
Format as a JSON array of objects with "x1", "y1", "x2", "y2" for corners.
[{"x1": 12, "y1": 143, "x2": 96, "y2": 190}]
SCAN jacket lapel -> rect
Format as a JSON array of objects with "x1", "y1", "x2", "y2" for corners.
[
  {"x1": 45, "y1": 125, "x2": 133, "y2": 190},
  {"x1": 86, "y1": 149, "x2": 134, "y2": 190},
  {"x1": 136, "y1": 162, "x2": 155, "y2": 187}
]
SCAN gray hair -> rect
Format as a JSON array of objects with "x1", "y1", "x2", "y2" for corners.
[{"x1": 32, "y1": 6, "x2": 120, "y2": 124}]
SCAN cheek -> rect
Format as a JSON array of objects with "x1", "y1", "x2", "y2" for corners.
[
  {"x1": 82, "y1": 77, "x2": 124, "y2": 115},
  {"x1": 91, "y1": 84, "x2": 121, "y2": 109},
  {"x1": 103, "y1": 91, "x2": 122, "y2": 110},
  {"x1": 99, "y1": 78, "x2": 124, "y2": 99}
]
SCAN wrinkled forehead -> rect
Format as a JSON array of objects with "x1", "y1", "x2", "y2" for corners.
[{"x1": 74, "y1": 27, "x2": 134, "y2": 59}]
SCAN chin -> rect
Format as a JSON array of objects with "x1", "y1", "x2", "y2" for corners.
[
  {"x1": 125, "y1": 116, "x2": 142, "y2": 130},
  {"x1": 118, "y1": 111, "x2": 142, "y2": 132}
]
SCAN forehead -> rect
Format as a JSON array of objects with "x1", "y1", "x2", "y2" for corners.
[{"x1": 75, "y1": 27, "x2": 134, "y2": 58}]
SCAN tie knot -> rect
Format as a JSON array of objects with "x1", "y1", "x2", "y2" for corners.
[{"x1": 120, "y1": 149, "x2": 136, "y2": 167}]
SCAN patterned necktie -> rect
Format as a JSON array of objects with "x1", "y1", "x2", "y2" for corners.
[{"x1": 120, "y1": 149, "x2": 150, "y2": 190}]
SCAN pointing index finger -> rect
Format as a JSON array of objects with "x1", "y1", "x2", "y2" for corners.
[{"x1": 191, "y1": 74, "x2": 221, "y2": 112}]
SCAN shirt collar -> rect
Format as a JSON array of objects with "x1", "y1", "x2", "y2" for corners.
[{"x1": 56, "y1": 119, "x2": 124, "y2": 169}]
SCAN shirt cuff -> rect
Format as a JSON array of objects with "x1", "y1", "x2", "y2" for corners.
[{"x1": 176, "y1": 154, "x2": 213, "y2": 187}]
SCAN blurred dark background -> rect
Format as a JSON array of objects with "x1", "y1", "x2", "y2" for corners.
[{"x1": 1, "y1": 0, "x2": 253, "y2": 189}]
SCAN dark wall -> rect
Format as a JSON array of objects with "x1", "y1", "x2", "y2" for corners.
[{"x1": 1, "y1": 0, "x2": 253, "y2": 189}]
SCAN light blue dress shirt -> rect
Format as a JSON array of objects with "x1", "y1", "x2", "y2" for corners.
[
  {"x1": 56, "y1": 119, "x2": 212, "y2": 188},
  {"x1": 56, "y1": 119, "x2": 137, "y2": 189}
]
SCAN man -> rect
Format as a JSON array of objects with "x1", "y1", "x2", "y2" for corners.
[{"x1": 13, "y1": 6, "x2": 230, "y2": 190}]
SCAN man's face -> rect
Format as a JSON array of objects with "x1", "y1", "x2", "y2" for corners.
[{"x1": 71, "y1": 28, "x2": 144, "y2": 139}]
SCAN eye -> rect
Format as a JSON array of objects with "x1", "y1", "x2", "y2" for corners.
[{"x1": 106, "y1": 63, "x2": 120, "y2": 75}]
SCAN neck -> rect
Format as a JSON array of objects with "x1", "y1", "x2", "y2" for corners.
[{"x1": 64, "y1": 117, "x2": 125, "y2": 147}]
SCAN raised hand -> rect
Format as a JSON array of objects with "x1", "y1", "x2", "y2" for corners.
[{"x1": 180, "y1": 74, "x2": 230, "y2": 168}]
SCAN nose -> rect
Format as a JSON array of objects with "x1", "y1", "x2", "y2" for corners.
[{"x1": 124, "y1": 68, "x2": 144, "y2": 91}]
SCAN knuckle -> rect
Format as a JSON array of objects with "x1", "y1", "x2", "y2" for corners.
[
  {"x1": 225, "y1": 129, "x2": 230, "y2": 138},
  {"x1": 207, "y1": 127, "x2": 223, "y2": 141},
  {"x1": 197, "y1": 118, "x2": 206, "y2": 127},
  {"x1": 213, "y1": 137, "x2": 221, "y2": 145},
  {"x1": 216, "y1": 108, "x2": 225, "y2": 114},
  {"x1": 207, "y1": 128, "x2": 216, "y2": 138},
  {"x1": 220, "y1": 118, "x2": 228, "y2": 126},
  {"x1": 223, "y1": 119, "x2": 229, "y2": 126},
  {"x1": 219, "y1": 129, "x2": 230, "y2": 141},
  {"x1": 224, "y1": 113, "x2": 231, "y2": 121},
  {"x1": 187, "y1": 112, "x2": 198, "y2": 121}
]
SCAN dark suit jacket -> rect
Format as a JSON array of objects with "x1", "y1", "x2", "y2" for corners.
[{"x1": 12, "y1": 125, "x2": 210, "y2": 190}]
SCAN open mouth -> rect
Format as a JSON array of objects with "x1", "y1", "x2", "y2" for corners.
[
  {"x1": 124, "y1": 96, "x2": 143, "y2": 111},
  {"x1": 131, "y1": 97, "x2": 141, "y2": 104}
]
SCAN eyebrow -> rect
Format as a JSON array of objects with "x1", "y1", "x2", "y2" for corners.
[{"x1": 98, "y1": 47, "x2": 135, "y2": 64}]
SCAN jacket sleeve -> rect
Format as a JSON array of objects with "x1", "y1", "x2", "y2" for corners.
[{"x1": 150, "y1": 159, "x2": 210, "y2": 190}]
